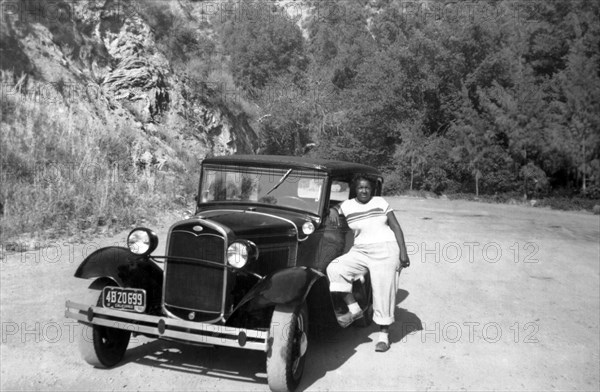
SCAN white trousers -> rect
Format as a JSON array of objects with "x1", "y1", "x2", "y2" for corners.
[{"x1": 327, "y1": 241, "x2": 400, "y2": 325}]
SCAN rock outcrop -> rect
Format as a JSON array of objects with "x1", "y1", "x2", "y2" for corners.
[{"x1": 0, "y1": 0, "x2": 258, "y2": 168}]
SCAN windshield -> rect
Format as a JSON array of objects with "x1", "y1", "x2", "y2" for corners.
[{"x1": 200, "y1": 165, "x2": 326, "y2": 214}]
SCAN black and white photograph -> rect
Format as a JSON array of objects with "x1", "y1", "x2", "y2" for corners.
[{"x1": 1, "y1": 1, "x2": 599, "y2": 391}]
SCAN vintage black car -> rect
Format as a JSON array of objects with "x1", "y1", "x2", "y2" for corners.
[{"x1": 65, "y1": 155, "x2": 384, "y2": 392}]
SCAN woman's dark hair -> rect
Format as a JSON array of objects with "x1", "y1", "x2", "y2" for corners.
[{"x1": 351, "y1": 173, "x2": 377, "y2": 191}]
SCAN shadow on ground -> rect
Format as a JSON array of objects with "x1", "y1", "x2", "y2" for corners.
[
  {"x1": 390, "y1": 289, "x2": 424, "y2": 344},
  {"x1": 111, "y1": 289, "x2": 422, "y2": 390},
  {"x1": 298, "y1": 289, "x2": 422, "y2": 390},
  {"x1": 119, "y1": 340, "x2": 268, "y2": 384}
]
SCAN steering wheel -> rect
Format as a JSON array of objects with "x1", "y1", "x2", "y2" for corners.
[{"x1": 278, "y1": 196, "x2": 311, "y2": 210}]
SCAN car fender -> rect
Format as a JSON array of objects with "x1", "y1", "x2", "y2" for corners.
[
  {"x1": 232, "y1": 267, "x2": 326, "y2": 313},
  {"x1": 74, "y1": 247, "x2": 163, "y2": 312}
]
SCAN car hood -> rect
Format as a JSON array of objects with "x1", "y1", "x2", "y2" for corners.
[{"x1": 197, "y1": 209, "x2": 311, "y2": 240}]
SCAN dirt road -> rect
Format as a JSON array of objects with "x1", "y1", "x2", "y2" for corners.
[{"x1": 1, "y1": 197, "x2": 598, "y2": 391}]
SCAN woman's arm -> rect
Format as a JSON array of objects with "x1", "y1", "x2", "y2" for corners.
[
  {"x1": 327, "y1": 204, "x2": 342, "y2": 226},
  {"x1": 386, "y1": 211, "x2": 410, "y2": 267}
]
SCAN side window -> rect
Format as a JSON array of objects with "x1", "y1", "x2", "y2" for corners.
[{"x1": 330, "y1": 180, "x2": 350, "y2": 202}]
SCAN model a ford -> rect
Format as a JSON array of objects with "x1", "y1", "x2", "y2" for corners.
[{"x1": 65, "y1": 155, "x2": 383, "y2": 392}]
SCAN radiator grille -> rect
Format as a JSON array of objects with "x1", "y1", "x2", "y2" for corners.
[{"x1": 164, "y1": 230, "x2": 225, "y2": 313}]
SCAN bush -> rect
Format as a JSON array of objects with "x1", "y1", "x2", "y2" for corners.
[
  {"x1": 423, "y1": 167, "x2": 448, "y2": 195},
  {"x1": 217, "y1": 4, "x2": 307, "y2": 92},
  {"x1": 444, "y1": 191, "x2": 600, "y2": 212},
  {"x1": 534, "y1": 197, "x2": 600, "y2": 212},
  {"x1": 582, "y1": 185, "x2": 600, "y2": 199},
  {"x1": 382, "y1": 171, "x2": 409, "y2": 195}
]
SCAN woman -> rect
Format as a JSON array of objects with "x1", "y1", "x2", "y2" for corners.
[{"x1": 327, "y1": 174, "x2": 410, "y2": 352}]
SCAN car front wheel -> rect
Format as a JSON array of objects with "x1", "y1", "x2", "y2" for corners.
[
  {"x1": 77, "y1": 286, "x2": 131, "y2": 368},
  {"x1": 266, "y1": 304, "x2": 309, "y2": 392}
]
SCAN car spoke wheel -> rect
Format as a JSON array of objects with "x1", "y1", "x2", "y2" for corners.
[
  {"x1": 77, "y1": 286, "x2": 131, "y2": 368},
  {"x1": 266, "y1": 304, "x2": 309, "y2": 392}
]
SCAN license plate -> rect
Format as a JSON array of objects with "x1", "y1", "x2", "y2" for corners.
[{"x1": 102, "y1": 287, "x2": 146, "y2": 313}]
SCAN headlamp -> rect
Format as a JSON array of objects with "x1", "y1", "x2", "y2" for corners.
[
  {"x1": 302, "y1": 221, "x2": 315, "y2": 235},
  {"x1": 127, "y1": 228, "x2": 158, "y2": 256},
  {"x1": 227, "y1": 240, "x2": 258, "y2": 269}
]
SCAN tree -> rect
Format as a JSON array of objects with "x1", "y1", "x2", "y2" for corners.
[
  {"x1": 393, "y1": 120, "x2": 428, "y2": 191},
  {"x1": 556, "y1": 37, "x2": 600, "y2": 192},
  {"x1": 218, "y1": 4, "x2": 307, "y2": 93},
  {"x1": 448, "y1": 86, "x2": 503, "y2": 197},
  {"x1": 225, "y1": 0, "x2": 599, "y2": 197},
  {"x1": 254, "y1": 76, "x2": 312, "y2": 155}
]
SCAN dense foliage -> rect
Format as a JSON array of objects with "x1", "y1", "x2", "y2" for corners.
[
  {"x1": 217, "y1": 0, "x2": 600, "y2": 199},
  {"x1": 2, "y1": 1, "x2": 599, "y2": 243}
]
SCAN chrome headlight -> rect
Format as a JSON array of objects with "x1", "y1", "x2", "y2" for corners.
[
  {"x1": 302, "y1": 221, "x2": 315, "y2": 235},
  {"x1": 227, "y1": 240, "x2": 258, "y2": 269},
  {"x1": 127, "y1": 228, "x2": 158, "y2": 256}
]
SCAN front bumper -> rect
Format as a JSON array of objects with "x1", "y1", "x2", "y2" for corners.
[{"x1": 65, "y1": 301, "x2": 269, "y2": 351}]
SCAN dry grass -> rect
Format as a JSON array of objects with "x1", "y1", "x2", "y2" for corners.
[{"x1": 0, "y1": 71, "x2": 196, "y2": 245}]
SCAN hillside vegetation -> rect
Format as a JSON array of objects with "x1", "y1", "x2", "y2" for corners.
[
  {"x1": 1, "y1": 0, "x2": 257, "y2": 243},
  {"x1": 1, "y1": 0, "x2": 599, "y2": 244},
  {"x1": 213, "y1": 0, "x2": 599, "y2": 201}
]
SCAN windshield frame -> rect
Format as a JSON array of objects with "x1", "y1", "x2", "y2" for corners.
[{"x1": 197, "y1": 164, "x2": 328, "y2": 216}]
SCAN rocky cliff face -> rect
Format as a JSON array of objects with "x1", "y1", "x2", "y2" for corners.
[{"x1": 1, "y1": 0, "x2": 258, "y2": 168}]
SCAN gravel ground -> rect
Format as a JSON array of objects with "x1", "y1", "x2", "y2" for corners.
[{"x1": 1, "y1": 197, "x2": 598, "y2": 391}]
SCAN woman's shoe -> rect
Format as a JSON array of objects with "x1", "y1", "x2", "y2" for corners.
[{"x1": 375, "y1": 341, "x2": 390, "y2": 352}]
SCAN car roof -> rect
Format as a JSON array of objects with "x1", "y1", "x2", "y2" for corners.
[{"x1": 202, "y1": 155, "x2": 381, "y2": 177}]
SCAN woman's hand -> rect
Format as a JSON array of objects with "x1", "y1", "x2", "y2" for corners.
[
  {"x1": 327, "y1": 207, "x2": 340, "y2": 226},
  {"x1": 400, "y1": 256, "x2": 410, "y2": 268}
]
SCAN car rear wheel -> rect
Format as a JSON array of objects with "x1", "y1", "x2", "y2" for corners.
[
  {"x1": 266, "y1": 304, "x2": 309, "y2": 392},
  {"x1": 77, "y1": 285, "x2": 131, "y2": 368}
]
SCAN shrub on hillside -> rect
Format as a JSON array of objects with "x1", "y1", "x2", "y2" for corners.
[
  {"x1": 382, "y1": 171, "x2": 408, "y2": 196},
  {"x1": 534, "y1": 197, "x2": 600, "y2": 212},
  {"x1": 217, "y1": 4, "x2": 308, "y2": 92},
  {"x1": 422, "y1": 167, "x2": 448, "y2": 195},
  {"x1": 0, "y1": 71, "x2": 197, "y2": 241}
]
